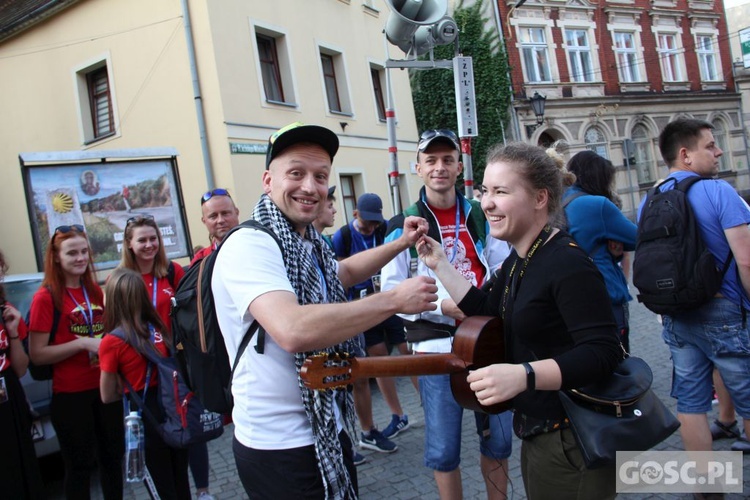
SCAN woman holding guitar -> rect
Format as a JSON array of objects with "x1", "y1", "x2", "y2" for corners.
[{"x1": 417, "y1": 142, "x2": 622, "y2": 500}]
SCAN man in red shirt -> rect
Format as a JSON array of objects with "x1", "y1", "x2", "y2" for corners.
[{"x1": 190, "y1": 189, "x2": 241, "y2": 267}]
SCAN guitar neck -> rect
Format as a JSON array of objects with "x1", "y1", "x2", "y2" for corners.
[{"x1": 352, "y1": 353, "x2": 467, "y2": 379}]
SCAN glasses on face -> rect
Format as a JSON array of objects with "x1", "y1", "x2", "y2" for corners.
[
  {"x1": 126, "y1": 214, "x2": 155, "y2": 227},
  {"x1": 201, "y1": 188, "x2": 230, "y2": 205},
  {"x1": 419, "y1": 129, "x2": 459, "y2": 144}
]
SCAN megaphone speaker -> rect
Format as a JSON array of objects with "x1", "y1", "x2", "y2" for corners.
[
  {"x1": 384, "y1": 0, "x2": 448, "y2": 46},
  {"x1": 405, "y1": 16, "x2": 458, "y2": 55}
]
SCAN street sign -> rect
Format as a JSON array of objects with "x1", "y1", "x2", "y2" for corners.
[{"x1": 453, "y1": 56, "x2": 478, "y2": 138}]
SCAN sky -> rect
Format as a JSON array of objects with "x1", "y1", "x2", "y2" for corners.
[{"x1": 726, "y1": 0, "x2": 750, "y2": 8}]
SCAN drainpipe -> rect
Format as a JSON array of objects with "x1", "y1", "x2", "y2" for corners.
[
  {"x1": 491, "y1": 0, "x2": 521, "y2": 142},
  {"x1": 180, "y1": 0, "x2": 215, "y2": 189}
]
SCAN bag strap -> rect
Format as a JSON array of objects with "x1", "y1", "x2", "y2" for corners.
[
  {"x1": 562, "y1": 190, "x2": 587, "y2": 209},
  {"x1": 108, "y1": 328, "x2": 163, "y2": 431},
  {"x1": 166, "y1": 261, "x2": 176, "y2": 290}
]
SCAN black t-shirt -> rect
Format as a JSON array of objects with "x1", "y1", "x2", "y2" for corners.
[{"x1": 458, "y1": 232, "x2": 621, "y2": 420}]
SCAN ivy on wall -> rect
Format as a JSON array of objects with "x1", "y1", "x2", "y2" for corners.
[{"x1": 409, "y1": 0, "x2": 512, "y2": 186}]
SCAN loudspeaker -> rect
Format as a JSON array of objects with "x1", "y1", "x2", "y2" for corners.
[
  {"x1": 404, "y1": 16, "x2": 458, "y2": 55},
  {"x1": 384, "y1": 0, "x2": 448, "y2": 47}
]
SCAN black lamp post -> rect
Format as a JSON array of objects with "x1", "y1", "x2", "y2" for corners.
[{"x1": 529, "y1": 91, "x2": 547, "y2": 129}]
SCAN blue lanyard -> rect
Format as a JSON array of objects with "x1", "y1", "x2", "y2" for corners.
[
  {"x1": 151, "y1": 275, "x2": 158, "y2": 309},
  {"x1": 66, "y1": 284, "x2": 94, "y2": 337}
]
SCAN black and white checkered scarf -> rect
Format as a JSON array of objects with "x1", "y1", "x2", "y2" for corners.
[{"x1": 253, "y1": 194, "x2": 358, "y2": 499}]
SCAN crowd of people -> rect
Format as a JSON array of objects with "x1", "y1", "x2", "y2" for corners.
[{"x1": 2, "y1": 117, "x2": 748, "y2": 500}]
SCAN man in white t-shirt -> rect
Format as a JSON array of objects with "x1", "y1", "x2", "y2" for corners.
[{"x1": 212, "y1": 122, "x2": 438, "y2": 499}]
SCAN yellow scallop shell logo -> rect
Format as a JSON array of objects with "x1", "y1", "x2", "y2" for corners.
[{"x1": 51, "y1": 193, "x2": 74, "y2": 213}]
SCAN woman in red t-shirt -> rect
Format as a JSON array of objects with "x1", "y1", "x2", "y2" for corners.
[
  {"x1": 0, "y1": 249, "x2": 44, "y2": 499},
  {"x1": 28, "y1": 225, "x2": 123, "y2": 500},
  {"x1": 118, "y1": 215, "x2": 184, "y2": 332},
  {"x1": 100, "y1": 267, "x2": 190, "y2": 498}
]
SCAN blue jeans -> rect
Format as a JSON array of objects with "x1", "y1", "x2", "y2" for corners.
[
  {"x1": 662, "y1": 297, "x2": 750, "y2": 417},
  {"x1": 419, "y1": 373, "x2": 512, "y2": 471}
]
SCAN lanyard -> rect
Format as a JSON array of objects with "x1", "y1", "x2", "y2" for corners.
[
  {"x1": 66, "y1": 284, "x2": 94, "y2": 337},
  {"x1": 501, "y1": 224, "x2": 551, "y2": 321},
  {"x1": 151, "y1": 275, "x2": 158, "y2": 309}
]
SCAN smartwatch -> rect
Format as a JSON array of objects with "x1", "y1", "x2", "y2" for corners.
[{"x1": 522, "y1": 362, "x2": 535, "y2": 392}]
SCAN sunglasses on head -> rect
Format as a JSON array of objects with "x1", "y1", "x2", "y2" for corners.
[
  {"x1": 419, "y1": 129, "x2": 458, "y2": 143},
  {"x1": 126, "y1": 214, "x2": 155, "y2": 227},
  {"x1": 201, "y1": 188, "x2": 230, "y2": 205},
  {"x1": 52, "y1": 224, "x2": 85, "y2": 242},
  {"x1": 54, "y1": 224, "x2": 85, "y2": 234}
]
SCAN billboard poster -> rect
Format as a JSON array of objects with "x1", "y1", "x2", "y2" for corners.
[
  {"x1": 741, "y1": 27, "x2": 750, "y2": 69},
  {"x1": 22, "y1": 155, "x2": 190, "y2": 271}
]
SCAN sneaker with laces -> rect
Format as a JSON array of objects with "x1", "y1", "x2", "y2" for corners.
[
  {"x1": 353, "y1": 451, "x2": 367, "y2": 465},
  {"x1": 381, "y1": 414, "x2": 410, "y2": 439},
  {"x1": 197, "y1": 493, "x2": 215, "y2": 500},
  {"x1": 709, "y1": 419, "x2": 740, "y2": 440},
  {"x1": 360, "y1": 429, "x2": 397, "y2": 453}
]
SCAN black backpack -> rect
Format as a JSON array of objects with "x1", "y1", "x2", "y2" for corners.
[
  {"x1": 337, "y1": 222, "x2": 387, "y2": 257},
  {"x1": 170, "y1": 220, "x2": 281, "y2": 414},
  {"x1": 633, "y1": 176, "x2": 732, "y2": 315},
  {"x1": 109, "y1": 328, "x2": 224, "y2": 448},
  {"x1": 24, "y1": 289, "x2": 61, "y2": 381}
]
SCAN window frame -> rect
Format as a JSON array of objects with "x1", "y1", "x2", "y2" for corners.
[
  {"x1": 86, "y1": 66, "x2": 114, "y2": 140},
  {"x1": 318, "y1": 44, "x2": 353, "y2": 116},
  {"x1": 655, "y1": 32, "x2": 684, "y2": 82},
  {"x1": 519, "y1": 26, "x2": 553, "y2": 83},
  {"x1": 370, "y1": 66, "x2": 387, "y2": 122},
  {"x1": 321, "y1": 53, "x2": 342, "y2": 113},
  {"x1": 257, "y1": 33, "x2": 285, "y2": 103},
  {"x1": 696, "y1": 34, "x2": 719, "y2": 82},
  {"x1": 73, "y1": 56, "x2": 119, "y2": 146},
  {"x1": 564, "y1": 28, "x2": 595, "y2": 83},
  {"x1": 339, "y1": 175, "x2": 357, "y2": 223},
  {"x1": 712, "y1": 119, "x2": 731, "y2": 172},
  {"x1": 632, "y1": 124, "x2": 655, "y2": 185},
  {"x1": 584, "y1": 126, "x2": 609, "y2": 159},
  {"x1": 613, "y1": 31, "x2": 641, "y2": 83}
]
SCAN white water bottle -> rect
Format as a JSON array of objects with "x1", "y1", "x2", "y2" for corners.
[{"x1": 124, "y1": 411, "x2": 145, "y2": 482}]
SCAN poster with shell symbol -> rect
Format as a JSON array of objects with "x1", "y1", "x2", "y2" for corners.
[{"x1": 46, "y1": 188, "x2": 85, "y2": 237}]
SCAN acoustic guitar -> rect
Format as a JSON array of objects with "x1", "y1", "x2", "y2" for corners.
[{"x1": 300, "y1": 315, "x2": 510, "y2": 414}]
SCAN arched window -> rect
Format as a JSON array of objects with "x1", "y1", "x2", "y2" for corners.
[
  {"x1": 632, "y1": 124, "x2": 654, "y2": 185},
  {"x1": 712, "y1": 119, "x2": 730, "y2": 172},
  {"x1": 584, "y1": 126, "x2": 609, "y2": 159}
]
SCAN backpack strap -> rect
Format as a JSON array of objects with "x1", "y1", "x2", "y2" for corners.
[
  {"x1": 208, "y1": 220, "x2": 282, "y2": 372},
  {"x1": 562, "y1": 190, "x2": 587, "y2": 209},
  {"x1": 108, "y1": 328, "x2": 162, "y2": 431},
  {"x1": 340, "y1": 224, "x2": 352, "y2": 257},
  {"x1": 166, "y1": 261, "x2": 176, "y2": 290}
]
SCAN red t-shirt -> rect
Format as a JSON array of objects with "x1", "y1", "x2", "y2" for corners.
[
  {"x1": 429, "y1": 203, "x2": 486, "y2": 287},
  {"x1": 0, "y1": 305, "x2": 28, "y2": 373},
  {"x1": 189, "y1": 244, "x2": 217, "y2": 268},
  {"x1": 142, "y1": 261, "x2": 184, "y2": 334},
  {"x1": 99, "y1": 330, "x2": 169, "y2": 392},
  {"x1": 28, "y1": 286, "x2": 105, "y2": 393}
]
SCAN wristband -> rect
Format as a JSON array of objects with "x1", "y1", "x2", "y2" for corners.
[
  {"x1": 522, "y1": 362, "x2": 535, "y2": 392},
  {"x1": 8, "y1": 335, "x2": 19, "y2": 340}
]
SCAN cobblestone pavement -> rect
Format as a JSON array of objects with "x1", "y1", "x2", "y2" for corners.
[{"x1": 54, "y1": 297, "x2": 749, "y2": 499}]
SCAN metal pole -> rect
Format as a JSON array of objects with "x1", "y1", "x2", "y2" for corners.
[
  {"x1": 180, "y1": 0, "x2": 215, "y2": 189},
  {"x1": 383, "y1": 35, "x2": 402, "y2": 214},
  {"x1": 461, "y1": 137, "x2": 474, "y2": 199}
]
